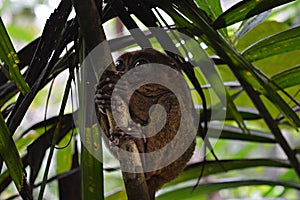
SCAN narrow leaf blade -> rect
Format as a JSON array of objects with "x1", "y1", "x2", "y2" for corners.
[
  {"x1": 271, "y1": 65, "x2": 300, "y2": 89},
  {"x1": 195, "y1": 0, "x2": 228, "y2": 38},
  {"x1": 0, "y1": 112, "x2": 24, "y2": 191},
  {"x1": 159, "y1": 179, "x2": 300, "y2": 199},
  {"x1": 233, "y1": 10, "x2": 271, "y2": 42},
  {"x1": 195, "y1": 0, "x2": 222, "y2": 21},
  {"x1": 0, "y1": 17, "x2": 30, "y2": 94},
  {"x1": 243, "y1": 26, "x2": 300, "y2": 62},
  {"x1": 213, "y1": 0, "x2": 295, "y2": 29},
  {"x1": 208, "y1": 124, "x2": 276, "y2": 143},
  {"x1": 165, "y1": 159, "x2": 290, "y2": 187}
]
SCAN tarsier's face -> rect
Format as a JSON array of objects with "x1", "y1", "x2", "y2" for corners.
[
  {"x1": 114, "y1": 49, "x2": 180, "y2": 96},
  {"x1": 115, "y1": 48, "x2": 180, "y2": 72},
  {"x1": 115, "y1": 52, "x2": 150, "y2": 73}
]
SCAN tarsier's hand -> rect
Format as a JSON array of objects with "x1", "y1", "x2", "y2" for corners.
[
  {"x1": 95, "y1": 48, "x2": 196, "y2": 200},
  {"x1": 95, "y1": 62, "x2": 147, "y2": 154},
  {"x1": 95, "y1": 71, "x2": 120, "y2": 114}
]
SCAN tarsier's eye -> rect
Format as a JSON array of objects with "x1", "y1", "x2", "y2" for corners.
[
  {"x1": 133, "y1": 58, "x2": 149, "y2": 67},
  {"x1": 115, "y1": 60, "x2": 125, "y2": 71}
]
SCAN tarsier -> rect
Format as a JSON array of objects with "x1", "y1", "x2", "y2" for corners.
[{"x1": 95, "y1": 49, "x2": 196, "y2": 199}]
